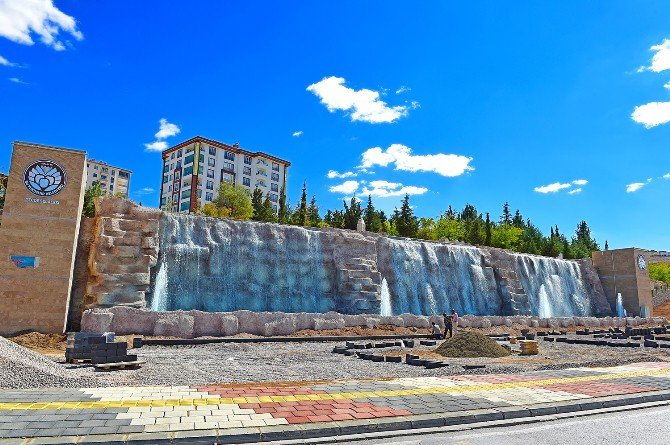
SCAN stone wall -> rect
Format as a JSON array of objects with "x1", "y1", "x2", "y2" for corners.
[
  {"x1": 67, "y1": 217, "x2": 96, "y2": 330},
  {"x1": 81, "y1": 198, "x2": 160, "y2": 310},
  {"x1": 81, "y1": 306, "x2": 665, "y2": 338}
]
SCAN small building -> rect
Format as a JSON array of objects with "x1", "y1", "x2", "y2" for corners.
[
  {"x1": 85, "y1": 159, "x2": 132, "y2": 198},
  {"x1": 159, "y1": 136, "x2": 291, "y2": 214}
]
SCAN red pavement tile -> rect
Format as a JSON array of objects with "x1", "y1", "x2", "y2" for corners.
[
  {"x1": 330, "y1": 413, "x2": 355, "y2": 421},
  {"x1": 238, "y1": 403, "x2": 260, "y2": 409},
  {"x1": 352, "y1": 412, "x2": 375, "y2": 419},
  {"x1": 542, "y1": 382, "x2": 656, "y2": 397},
  {"x1": 332, "y1": 408, "x2": 356, "y2": 414},
  {"x1": 286, "y1": 416, "x2": 312, "y2": 424},
  {"x1": 255, "y1": 408, "x2": 276, "y2": 414},
  {"x1": 271, "y1": 411, "x2": 294, "y2": 418},
  {"x1": 307, "y1": 415, "x2": 333, "y2": 422},
  {"x1": 312, "y1": 410, "x2": 334, "y2": 416}
]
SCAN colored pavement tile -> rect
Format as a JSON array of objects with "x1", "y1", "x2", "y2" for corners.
[{"x1": 1, "y1": 361, "x2": 670, "y2": 441}]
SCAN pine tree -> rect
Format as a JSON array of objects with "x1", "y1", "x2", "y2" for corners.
[
  {"x1": 343, "y1": 197, "x2": 362, "y2": 230},
  {"x1": 500, "y1": 201, "x2": 512, "y2": 225},
  {"x1": 278, "y1": 186, "x2": 288, "y2": 223},
  {"x1": 485, "y1": 212, "x2": 492, "y2": 246},
  {"x1": 251, "y1": 187, "x2": 264, "y2": 221},
  {"x1": 363, "y1": 195, "x2": 382, "y2": 232},
  {"x1": 512, "y1": 209, "x2": 524, "y2": 228},
  {"x1": 395, "y1": 194, "x2": 419, "y2": 237},
  {"x1": 445, "y1": 205, "x2": 457, "y2": 219},
  {"x1": 605, "y1": 240, "x2": 609, "y2": 250},
  {"x1": 460, "y1": 203, "x2": 478, "y2": 221},
  {"x1": 292, "y1": 181, "x2": 309, "y2": 226},
  {"x1": 307, "y1": 195, "x2": 321, "y2": 227},
  {"x1": 465, "y1": 216, "x2": 484, "y2": 245}
]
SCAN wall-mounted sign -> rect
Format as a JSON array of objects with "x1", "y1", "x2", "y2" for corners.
[
  {"x1": 637, "y1": 254, "x2": 647, "y2": 271},
  {"x1": 23, "y1": 159, "x2": 67, "y2": 197},
  {"x1": 10, "y1": 256, "x2": 40, "y2": 269}
]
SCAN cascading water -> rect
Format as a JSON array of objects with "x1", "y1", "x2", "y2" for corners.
[
  {"x1": 380, "y1": 278, "x2": 392, "y2": 316},
  {"x1": 616, "y1": 293, "x2": 626, "y2": 318},
  {"x1": 150, "y1": 214, "x2": 336, "y2": 313},
  {"x1": 514, "y1": 254, "x2": 593, "y2": 317},
  {"x1": 377, "y1": 238, "x2": 503, "y2": 316}
]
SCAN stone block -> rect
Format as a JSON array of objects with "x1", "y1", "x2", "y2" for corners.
[
  {"x1": 314, "y1": 318, "x2": 344, "y2": 330},
  {"x1": 262, "y1": 316, "x2": 297, "y2": 336},
  {"x1": 109, "y1": 306, "x2": 158, "y2": 335},
  {"x1": 378, "y1": 316, "x2": 404, "y2": 327},
  {"x1": 192, "y1": 311, "x2": 222, "y2": 337},
  {"x1": 80, "y1": 309, "x2": 113, "y2": 333},
  {"x1": 343, "y1": 314, "x2": 368, "y2": 327},
  {"x1": 220, "y1": 314, "x2": 239, "y2": 336},
  {"x1": 153, "y1": 312, "x2": 195, "y2": 338},
  {"x1": 399, "y1": 313, "x2": 430, "y2": 328},
  {"x1": 293, "y1": 312, "x2": 316, "y2": 331}
]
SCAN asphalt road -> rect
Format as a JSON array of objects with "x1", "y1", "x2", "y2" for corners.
[{"x1": 344, "y1": 405, "x2": 670, "y2": 445}]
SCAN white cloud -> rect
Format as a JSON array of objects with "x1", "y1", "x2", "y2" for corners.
[
  {"x1": 359, "y1": 144, "x2": 473, "y2": 177},
  {"x1": 135, "y1": 187, "x2": 155, "y2": 196},
  {"x1": 663, "y1": 172, "x2": 670, "y2": 179},
  {"x1": 409, "y1": 100, "x2": 420, "y2": 109},
  {"x1": 0, "y1": 55, "x2": 16, "y2": 66},
  {"x1": 534, "y1": 182, "x2": 572, "y2": 194},
  {"x1": 0, "y1": 0, "x2": 83, "y2": 50},
  {"x1": 642, "y1": 39, "x2": 670, "y2": 73},
  {"x1": 360, "y1": 180, "x2": 428, "y2": 198},
  {"x1": 154, "y1": 118, "x2": 180, "y2": 139},
  {"x1": 292, "y1": 130, "x2": 303, "y2": 137},
  {"x1": 665, "y1": 82, "x2": 670, "y2": 90},
  {"x1": 395, "y1": 86, "x2": 411, "y2": 94},
  {"x1": 327, "y1": 170, "x2": 357, "y2": 179},
  {"x1": 8, "y1": 76, "x2": 26, "y2": 84},
  {"x1": 572, "y1": 179, "x2": 588, "y2": 186},
  {"x1": 306, "y1": 76, "x2": 409, "y2": 123},
  {"x1": 144, "y1": 141, "x2": 168, "y2": 152},
  {"x1": 626, "y1": 178, "x2": 652, "y2": 193},
  {"x1": 329, "y1": 180, "x2": 359, "y2": 195},
  {"x1": 568, "y1": 188, "x2": 583, "y2": 195},
  {"x1": 631, "y1": 102, "x2": 670, "y2": 128}
]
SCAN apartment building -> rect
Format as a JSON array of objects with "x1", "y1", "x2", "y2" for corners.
[
  {"x1": 159, "y1": 136, "x2": 290, "y2": 214},
  {"x1": 85, "y1": 159, "x2": 132, "y2": 197}
]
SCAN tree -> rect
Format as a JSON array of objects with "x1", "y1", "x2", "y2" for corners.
[
  {"x1": 83, "y1": 180, "x2": 105, "y2": 217},
  {"x1": 307, "y1": 195, "x2": 321, "y2": 227},
  {"x1": 650, "y1": 263, "x2": 670, "y2": 286},
  {"x1": 491, "y1": 224, "x2": 523, "y2": 250},
  {"x1": 512, "y1": 209, "x2": 524, "y2": 228},
  {"x1": 260, "y1": 193, "x2": 277, "y2": 222},
  {"x1": 500, "y1": 202, "x2": 512, "y2": 225},
  {"x1": 465, "y1": 216, "x2": 484, "y2": 245},
  {"x1": 605, "y1": 240, "x2": 609, "y2": 250},
  {"x1": 460, "y1": 203, "x2": 478, "y2": 221},
  {"x1": 292, "y1": 181, "x2": 309, "y2": 226},
  {"x1": 394, "y1": 194, "x2": 419, "y2": 237},
  {"x1": 251, "y1": 187, "x2": 265, "y2": 221},
  {"x1": 278, "y1": 185, "x2": 289, "y2": 223},
  {"x1": 201, "y1": 202, "x2": 231, "y2": 218},
  {"x1": 484, "y1": 212, "x2": 492, "y2": 246},
  {"x1": 343, "y1": 196, "x2": 362, "y2": 230},
  {"x1": 435, "y1": 217, "x2": 465, "y2": 241},
  {"x1": 212, "y1": 182, "x2": 253, "y2": 219},
  {"x1": 363, "y1": 195, "x2": 382, "y2": 232},
  {"x1": 416, "y1": 217, "x2": 437, "y2": 240}
]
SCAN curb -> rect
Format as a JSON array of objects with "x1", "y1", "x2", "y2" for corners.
[
  {"x1": 140, "y1": 334, "x2": 435, "y2": 347},
  {"x1": 8, "y1": 390, "x2": 670, "y2": 444}
]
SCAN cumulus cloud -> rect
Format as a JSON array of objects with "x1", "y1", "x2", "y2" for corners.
[
  {"x1": 665, "y1": 82, "x2": 670, "y2": 90},
  {"x1": 306, "y1": 76, "x2": 410, "y2": 123},
  {"x1": 640, "y1": 39, "x2": 670, "y2": 73},
  {"x1": 0, "y1": 0, "x2": 83, "y2": 50},
  {"x1": 572, "y1": 179, "x2": 588, "y2": 186},
  {"x1": 626, "y1": 178, "x2": 652, "y2": 193},
  {"x1": 327, "y1": 170, "x2": 357, "y2": 179},
  {"x1": 663, "y1": 172, "x2": 670, "y2": 179},
  {"x1": 395, "y1": 86, "x2": 411, "y2": 94},
  {"x1": 360, "y1": 180, "x2": 428, "y2": 198},
  {"x1": 359, "y1": 144, "x2": 473, "y2": 177},
  {"x1": 154, "y1": 118, "x2": 181, "y2": 139},
  {"x1": 135, "y1": 187, "x2": 155, "y2": 196},
  {"x1": 329, "y1": 180, "x2": 359, "y2": 195},
  {"x1": 8, "y1": 76, "x2": 26, "y2": 84},
  {"x1": 144, "y1": 141, "x2": 168, "y2": 152},
  {"x1": 0, "y1": 55, "x2": 16, "y2": 66},
  {"x1": 534, "y1": 182, "x2": 573, "y2": 194},
  {"x1": 631, "y1": 102, "x2": 670, "y2": 128},
  {"x1": 568, "y1": 188, "x2": 583, "y2": 195},
  {"x1": 292, "y1": 130, "x2": 303, "y2": 137}
]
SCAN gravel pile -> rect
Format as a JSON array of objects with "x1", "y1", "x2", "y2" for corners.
[
  {"x1": 0, "y1": 336, "x2": 98, "y2": 389},
  {"x1": 435, "y1": 331, "x2": 511, "y2": 358}
]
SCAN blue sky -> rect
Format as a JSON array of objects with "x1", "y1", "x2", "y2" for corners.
[{"x1": 0, "y1": 1, "x2": 669, "y2": 249}]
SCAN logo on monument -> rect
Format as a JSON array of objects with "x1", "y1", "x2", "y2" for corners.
[{"x1": 23, "y1": 159, "x2": 67, "y2": 197}]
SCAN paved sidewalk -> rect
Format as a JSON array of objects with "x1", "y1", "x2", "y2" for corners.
[{"x1": 2, "y1": 361, "x2": 670, "y2": 443}]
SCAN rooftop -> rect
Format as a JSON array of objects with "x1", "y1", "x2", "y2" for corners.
[{"x1": 162, "y1": 136, "x2": 291, "y2": 166}]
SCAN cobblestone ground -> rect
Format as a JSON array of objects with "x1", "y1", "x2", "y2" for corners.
[{"x1": 1, "y1": 361, "x2": 670, "y2": 441}]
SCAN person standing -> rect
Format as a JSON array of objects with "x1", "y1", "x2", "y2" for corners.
[
  {"x1": 443, "y1": 313, "x2": 452, "y2": 339},
  {"x1": 431, "y1": 322, "x2": 442, "y2": 339}
]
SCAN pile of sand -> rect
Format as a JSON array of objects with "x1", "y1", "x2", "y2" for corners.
[
  {"x1": 435, "y1": 330, "x2": 511, "y2": 358},
  {"x1": 8, "y1": 332, "x2": 67, "y2": 355}
]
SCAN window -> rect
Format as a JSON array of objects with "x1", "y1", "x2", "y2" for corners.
[
  {"x1": 209, "y1": 146, "x2": 216, "y2": 156},
  {"x1": 186, "y1": 146, "x2": 194, "y2": 153},
  {"x1": 205, "y1": 192, "x2": 213, "y2": 201},
  {"x1": 244, "y1": 156, "x2": 252, "y2": 165},
  {"x1": 168, "y1": 185, "x2": 172, "y2": 192},
  {"x1": 161, "y1": 197, "x2": 167, "y2": 206},
  {"x1": 270, "y1": 193, "x2": 278, "y2": 202},
  {"x1": 110, "y1": 185, "x2": 114, "y2": 191},
  {"x1": 243, "y1": 166, "x2": 251, "y2": 175},
  {"x1": 256, "y1": 170, "x2": 267, "y2": 177},
  {"x1": 208, "y1": 158, "x2": 216, "y2": 167},
  {"x1": 101, "y1": 175, "x2": 107, "y2": 180},
  {"x1": 177, "y1": 149, "x2": 183, "y2": 157},
  {"x1": 119, "y1": 171, "x2": 129, "y2": 178},
  {"x1": 199, "y1": 153, "x2": 204, "y2": 163},
  {"x1": 102, "y1": 167, "x2": 109, "y2": 173},
  {"x1": 206, "y1": 180, "x2": 214, "y2": 190},
  {"x1": 185, "y1": 154, "x2": 194, "y2": 165},
  {"x1": 110, "y1": 177, "x2": 115, "y2": 183},
  {"x1": 197, "y1": 189, "x2": 202, "y2": 198},
  {"x1": 176, "y1": 160, "x2": 182, "y2": 169},
  {"x1": 222, "y1": 174, "x2": 234, "y2": 183},
  {"x1": 207, "y1": 169, "x2": 214, "y2": 178},
  {"x1": 272, "y1": 204, "x2": 277, "y2": 212},
  {"x1": 242, "y1": 177, "x2": 251, "y2": 187},
  {"x1": 183, "y1": 166, "x2": 193, "y2": 176},
  {"x1": 183, "y1": 180, "x2": 190, "y2": 187},
  {"x1": 271, "y1": 172, "x2": 279, "y2": 182},
  {"x1": 224, "y1": 162, "x2": 234, "y2": 171},
  {"x1": 180, "y1": 201, "x2": 190, "y2": 211},
  {"x1": 163, "y1": 164, "x2": 169, "y2": 173},
  {"x1": 181, "y1": 189, "x2": 191, "y2": 199},
  {"x1": 93, "y1": 173, "x2": 98, "y2": 178},
  {"x1": 272, "y1": 162, "x2": 279, "y2": 171},
  {"x1": 111, "y1": 170, "x2": 116, "y2": 175},
  {"x1": 271, "y1": 183, "x2": 279, "y2": 192},
  {"x1": 94, "y1": 165, "x2": 98, "y2": 170},
  {"x1": 257, "y1": 158, "x2": 268, "y2": 166},
  {"x1": 171, "y1": 152, "x2": 175, "y2": 160},
  {"x1": 224, "y1": 151, "x2": 235, "y2": 161}
]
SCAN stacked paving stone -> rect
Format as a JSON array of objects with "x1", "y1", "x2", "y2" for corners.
[{"x1": 66, "y1": 333, "x2": 137, "y2": 365}]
